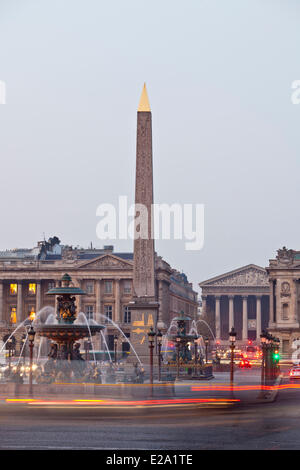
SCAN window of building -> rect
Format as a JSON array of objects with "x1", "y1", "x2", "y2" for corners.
[
  {"x1": 10, "y1": 284, "x2": 17, "y2": 295},
  {"x1": 123, "y1": 281, "x2": 131, "y2": 294},
  {"x1": 104, "y1": 305, "x2": 113, "y2": 323},
  {"x1": 123, "y1": 306, "x2": 131, "y2": 324},
  {"x1": 104, "y1": 281, "x2": 113, "y2": 294},
  {"x1": 86, "y1": 282, "x2": 94, "y2": 294},
  {"x1": 86, "y1": 305, "x2": 94, "y2": 320},
  {"x1": 122, "y1": 333, "x2": 130, "y2": 356},
  {"x1": 28, "y1": 307, "x2": 35, "y2": 322},
  {"x1": 48, "y1": 281, "x2": 55, "y2": 290},
  {"x1": 10, "y1": 307, "x2": 17, "y2": 324},
  {"x1": 282, "y1": 303, "x2": 289, "y2": 320},
  {"x1": 28, "y1": 283, "x2": 36, "y2": 295}
]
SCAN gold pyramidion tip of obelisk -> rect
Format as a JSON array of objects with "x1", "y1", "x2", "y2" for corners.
[{"x1": 138, "y1": 83, "x2": 151, "y2": 112}]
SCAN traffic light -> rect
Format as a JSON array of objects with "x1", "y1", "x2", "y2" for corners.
[{"x1": 273, "y1": 349, "x2": 280, "y2": 362}]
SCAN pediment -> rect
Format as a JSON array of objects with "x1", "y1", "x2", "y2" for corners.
[
  {"x1": 78, "y1": 254, "x2": 133, "y2": 270},
  {"x1": 200, "y1": 264, "x2": 269, "y2": 288}
]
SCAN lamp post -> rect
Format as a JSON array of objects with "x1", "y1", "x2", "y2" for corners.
[
  {"x1": 260, "y1": 330, "x2": 267, "y2": 389},
  {"x1": 157, "y1": 329, "x2": 163, "y2": 382},
  {"x1": 7, "y1": 338, "x2": 13, "y2": 375},
  {"x1": 114, "y1": 335, "x2": 118, "y2": 364},
  {"x1": 265, "y1": 333, "x2": 272, "y2": 383},
  {"x1": 275, "y1": 337, "x2": 280, "y2": 377},
  {"x1": 28, "y1": 324, "x2": 35, "y2": 396},
  {"x1": 148, "y1": 327, "x2": 156, "y2": 392},
  {"x1": 229, "y1": 327, "x2": 237, "y2": 385},
  {"x1": 175, "y1": 333, "x2": 181, "y2": 380},
  {"x1": 193, "y1": 335, "x2": 198, "y2": 376},
  {"x1": 204, "y1": 337, "x2": 209, "y2": 364},
  {"x1": 269, "y1": 334, "x2": 275, "y2": 380}
]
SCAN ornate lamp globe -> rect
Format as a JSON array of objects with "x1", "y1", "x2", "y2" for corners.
[
  {"x1": 148, "y1": 327, "x2": 156, "y2": 344},
  {"x1": 28, "y1": 325, "x2": 36, "y2": 343},
  {"x1": 156, "y1": 329, "x2": 163, "y2": 345},
  {"x1": 229, "y1": 327, "x2": 237, "y2": 343},
  {"x1": 260, "y1": 330, "x2": 267, "y2": 344}
]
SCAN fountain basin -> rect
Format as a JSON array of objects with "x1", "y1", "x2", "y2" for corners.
[{"x1": 36, "y1": 324, "x2": 104, "y2": 343}]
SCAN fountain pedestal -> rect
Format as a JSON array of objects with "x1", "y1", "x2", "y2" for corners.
[{"x1": 35, "y1": 273, "x2": 104, "y2": 382}]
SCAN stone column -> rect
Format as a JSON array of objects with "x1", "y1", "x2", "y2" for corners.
[
  {"x1": 115, "y1": 279, "x2": 120, "y2": 324},
  {"x1": 215, "y1": 296, "x2": 221, "y2": 340},
  {"x1": 229, "y1": 295, "x2": 234, "y2": 331},
  {"x1": 256, "y1": 295, "x2": 262, "y2": 340},
  {"x1": 36, "y1": 281, "x2": 42, "y2": 314},
  {"x1": 76, "y1": 279, "x2": 82, "y2": 313},
  {"x1": 0, "y1": 281, "x2": 3, "y2": 325},
  {"x1": 158, "y1": 280, "x2": 163, "y2": 325},
  {"x1": 54, "y1": 279, "x2": 60, "y2": 316},
  {"x1": 269, "y1": 279, "x2": 274, "y2": 325},
  {"x1": 202, "y1": 295, "x2": 207, "y2": 316},
  {"x1": 242, "y1": 296, "x2": 248, "y2": 341},
  {"x1": 96, "y1": 280, "x2": 102, "y2": 317},
  {"x1": 17, "y1": 281, "x2": 23, "y2": 323},
  {"x1": 293, "y1": 279, "x2": 298, "y2": 323}
]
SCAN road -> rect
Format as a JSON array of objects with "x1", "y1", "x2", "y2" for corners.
[{"x1": 0, "y1": 371, "x2": 300, "y2": 450}]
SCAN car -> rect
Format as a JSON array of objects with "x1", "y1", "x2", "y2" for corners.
[
  {"x1": 223, "y1": 349, "x2": 244, "y2": 360},
  {"x1": 289, "y1": 366, "x2": 300, "y2": 379},
  {"x1": 238, "y1": 359, "x2": 251, "y2": 369},
  {"x1": 243, "y1": 345, "x2": 261, "y2": 360}
]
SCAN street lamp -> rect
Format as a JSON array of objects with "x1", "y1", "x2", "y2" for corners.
[
  {"x1": 7, "y1": 338, "x2": 13, "y2": 375},
  {"x1": 204, "y1": 337, "x2": 209, "y2": 364},
  {"x1": 175, "y1": 333, "x2": 181, "y2": 380},
  {"x1": 265, "y1": 333, "x2": 272, "y2": 383},
  {"x1": 229, "y1": 327, "x2": 237, "y2": 385},
  {"x1": 156, "y1": 329, "x2": 163, "y2": 382},
  {"x1": 28, "y1": 324, "x2": 35, "y2": 396},
  {"x1": 114, "y1": 335, "x2": 118, "y2": 364},
  {"x1": 193, "y1": 335, "x2": 198, "y2": 376},
  {"x1": 148, "y1": 327, "x2": 156, "y2": 389},
  {"x1": 260, "y1": 330, "x2": 267, "y2": 389},
  {"x1": 274, "y1": 338, "x2": 280, "y2": 378}
]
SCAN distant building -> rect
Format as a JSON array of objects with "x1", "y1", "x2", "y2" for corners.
[
  {"x1": 199, "y1": 264, "x2": 270, "y2": 344},
  {"x1": 267, "y1": 247, "x2": 300, "y2": 355},
  {"x1": 0, "y1": 237, "x2": 198, "y2": 354}
]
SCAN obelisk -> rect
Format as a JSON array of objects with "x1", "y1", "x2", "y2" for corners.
[{"x1": 130, "y1": 84, "x2": 159, "y2": 361}]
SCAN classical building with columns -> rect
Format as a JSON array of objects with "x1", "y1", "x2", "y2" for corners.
[
  {"x1": 199, "y1": 264, "x2": 270, "y2": 344},
  {"x1": 267, "y1": 247, "x2": 300, "y2": 355},
  {"x1": 0, "y1": 237, "x2": 198, "y2": 355}
]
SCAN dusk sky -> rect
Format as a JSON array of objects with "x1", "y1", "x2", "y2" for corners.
[{"x1": 0, "y1": 0, "x2": 300, "y2": 293}]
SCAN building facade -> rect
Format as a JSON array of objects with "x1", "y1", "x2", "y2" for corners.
[
  {"x1": 0, "y1": 239, "x2": 198, "y2": 355},
  {"x1": 267, "y1": 247, "x2": 300, "y2": 355},
  {"x1": 199, "y1": 264, "x2": 270, "y2": 344}
]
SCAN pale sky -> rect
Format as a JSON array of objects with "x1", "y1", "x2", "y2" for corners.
[{"x1": 0, "y1": 0, "x2": 300, "y2": 294}]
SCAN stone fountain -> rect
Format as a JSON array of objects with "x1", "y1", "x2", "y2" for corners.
[
  {"x1": 167, "y1": 311, "x2": 214, "y2": 380},
  {"x1": 35, "y1": 273, "x2": 105, "y2": 381}
]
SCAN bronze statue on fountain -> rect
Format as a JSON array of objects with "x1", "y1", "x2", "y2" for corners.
[
  {"x1": 35, "y1": 273, "x2": 105, "y2": 382},
  {"x1": 167, "y1": 311, "x2": 214, "y2": 380}
]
